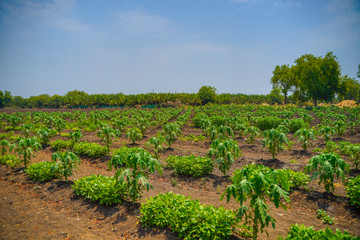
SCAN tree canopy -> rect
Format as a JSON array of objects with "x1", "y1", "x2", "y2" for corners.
[
  {"x1": 198, "y1": 86, "x2": 217, "y2": 105},
  {"x1": 271, "y1": 64, "x2": 297, "y2": 104}
]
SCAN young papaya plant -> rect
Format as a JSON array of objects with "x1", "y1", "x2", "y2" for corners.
[
  {"x1": 318, "y1": 125, "x2": 335, "y2": 143},
  {"x1": 51, "y1": 151, "x2": 81, "y2": 182},
  {"x1": 162, "y1": 122, "x2": 181, "y2": 149},
  {"x1": 294, "y1": 128, "x2": 317, "y2": 151},
  {"x1": 305, "y1": 153, "x2": 349, "y2": 193},
  {"x1": 245, "y1": 126, "x2": 261, "y2": 144},
  {"x1": 126, "y1": 127, "x2": 143, "y2": 144},
  {"x1": 17, "y1": 137, "x2": 41, "y2": 168},
  {"x1": 262, "y1": 128, "x2": 290, "y2": 160},
  {"x1": 69, "y1": 129, "x2": 83, "y2": 147},
  {"x1": 1, "y1": 139, "x2": 16, "y2": 156},
  {"x1": 208, "y1": 138, "x2": 241, "y2": 175},
  {"x1": 20, "y1": 123, "x2": 33, "y2": 138},
  {"x1": 334, "y1": 120, "x2": 346, "y2": 136},
  {"x1": 54, "y1": 118, "x2": 66, "y2": 135},
  {"x1": 145, "y1": 135, "x2": 166, "y2": 159},
  {"x1": 97, "y1": 125, "x2": 120, "y2": 153}
]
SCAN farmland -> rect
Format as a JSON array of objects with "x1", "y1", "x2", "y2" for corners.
[{"x1": 0, "y1": 105, "x2": 360, "y2": 240}]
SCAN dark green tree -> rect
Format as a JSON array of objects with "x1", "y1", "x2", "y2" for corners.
[
  {"x1": 271, "y1": 64, "x2": 297, "y2": 104},
  {"x1": 198, "y1": 86, "x2": 217, "y2": 105},
  {"x1": 339, "y1": 75, "x2": 360, "y2": 102},
  {"x1": 294, "y1": 52, "x2": 341, "y2": 106},
  {"x1": 0, "y1": 90, "x2": 12, "y2": 108}
]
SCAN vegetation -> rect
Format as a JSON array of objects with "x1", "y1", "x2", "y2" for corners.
[
  {"x1": 346, "y1": 175, "x2": 360, "y2": 208},
  {"x1": 25, "y1": 161, "x2": 58, "y2": 182},
  {"x1": 51, "y1": 151, "x2": 81, "y2": 182},
  {"x1": 165, "y1": 155, "x2": 214, "y2": 177}
]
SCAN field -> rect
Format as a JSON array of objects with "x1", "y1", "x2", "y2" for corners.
[{"x1": 0, "y1": 105, "x2": 359, "y2": 240}]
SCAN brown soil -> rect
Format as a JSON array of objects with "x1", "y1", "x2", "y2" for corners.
[{"x1": 1, "y1": 108, "x2": 360, "y2": 240}]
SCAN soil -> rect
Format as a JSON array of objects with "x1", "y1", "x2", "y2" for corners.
[{"x1": 1, "y1": 108, "x2": 360, "y2": 240}]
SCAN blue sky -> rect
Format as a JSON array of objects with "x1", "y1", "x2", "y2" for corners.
[{"x1": 0, "y1": 0, "x2": 359, "y2": 98}]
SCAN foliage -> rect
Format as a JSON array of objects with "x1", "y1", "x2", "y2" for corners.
[
  {"x1": 222, "y1": 164, "x2": 290, "y2": 240},
  {"x1": 110, "y1": 148, "x2": 162, "y2": 203},
  {"x1": 198, "y1": 85, "x2": 217, "y2": 105},
  {"x1": 316, "y1": 209, "x2": 334, "y2": 225},
  {"x1": 73, "y1": 142, "x2": 107, "y2": 158},
  {"x1": 50, "y1": 139, "x2": 72, "y2": 151},
  {"x1": 262, "y1": 128, "x2": 290, "y2": 159},
  {"x1": 51, "y1": 151, "x2": 81, "y2": 181},
  {"x1": 1, "y1": 139, "x2": 16, "y2": 156},
  {"x1": 0, "y1": 154, "x2": 21, "y2": 168},
  {"x1": 255, "y1": 116, "x2": 283, "y2": 131},
  {"x1": 17, "y1": 137, "x2": 41, "y2": 168},
  {"x1": 278, "y1": 224, "x2": 359, "y2": 240},
  {"x1": 294, "y1": 128, "x2": 317, "y2": 151},
  {"x1": 145, "y1": 135, "x2": 165, "y2": 159},
  {"x1": 287, "y1": 118, "x2": 307, "y2": 133},
  {"x1": 277, "y1": 168, "x2": 310, "y2": 190},
  {"x1": 25, "y1": 161, "x2": 58, "y2": 182},
  {"x1": 346, "y1": 175, "x2": 360, "y2": 208},
  {"x1": 72, "y1": 174, "x2": 127, "y2": 205},
  {"x1": 208, "y1": 138, "x2": 241, "y2": 175},
  {"x1": 126, "y1": 127, "x2": 143, "y2": 144},
  {"x1": 69, "y1": 129, "x2": 83, "y2": 146},
  {"x1": 318, "y1": 124, "x2": 336, "y2": 143},
  {"x1": 245, "y1": 126, "x2": 261, "y2": 144},
  {"x1": 165, "y1": 154, "x2": 214, "y2": 177},
  {"x1": 334, "y1": 120, "x2": 346, "y2": 136},
  {"x1": 37, "y1": 127, "x2": 55, "y2": 146},
  {"x1": 54, "y1": 118, "x2": 66, "y2": 135},
  {"x1": 161, "y1": 122, "x2": 181, "y2": 148},
  {"x1": 140, "y1": 192, "x2": 238, "y2": 240},
  {"x1": 97, "y1": 125, "x2": 120, "y2": 153},
  {"x1": 305, "y1": 153, "x2": 349, "y2": 193},
  {"x1": 271, "y1": 64, "x2": 297, "y2": 104}
]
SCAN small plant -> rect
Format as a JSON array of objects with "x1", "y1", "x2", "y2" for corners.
[
  {"x1": 37, "y1": 127, "x2": 55, "y2": 146},
  {"x1": 73, "y1": 142, "x2": 107, "y2": 158},
  {"x1": 50, "y1": 139, "x2": 72, "y2": 151},
  {"x1": 17, "y1": 137, "x2": 41, "y2": 168},
  {"x1": 294, "y1": 128, "x2": 316, "y2": 151},
  {"x1": 318, "y1": 125, "x2": 335, "y2": 143},
  {"x1": 277, "y1": 168, "x2": 310, "y2": 190},
  {"x1": 346, "y1": 175, "x2": 360, "y2": 208},
  {"x1": 305, "y1": 153, "x2": 349, "y2": 193},
  {"x1": 244, "y1": 126, "x2": 261, "y2": 144},
  {"x1": 145, "y1": 135, "x2": 166, "y2": 159},
  {"x1": 25, "y1": 161, "x2": 58, "y2": 182},
  {"x1": 208, "y1": 138, "x2": 241, "y2": 175},
  {"x1": 262, "y1": 128, "x2": 290, "y2": 159},
  {"x1": 69, "y1": 129, "x2": 83, "y2": 146},
  {"x1": 334, "y1": 120, "x2": 346, "y2": 136},
  {"x1": 72, "y1": 174, "x2": 127, "y2": 205},
  {"x1": 54, "y1": 118, "x2": 66, "y2": 135},
  {"x1": 0, "y1": 154, "x2": 21, "y2": 168},
  {"x1": 316, "y1": 209, "x2": 334, "y2": 225},
  {"x1": 165, "y1": 154, "x2": 214, "y2": 177},
  {"x1": 51, "y1": 151, "x2": 81, "y2": 182},
  {"x1": 126, "y1": 127, "x2": 143, "y2": 144},
  {"x1": 97, "y1": 125, "x2": 120, "y2": 153},
  {"x1": 0, "y1": 139, "x2": 16, "y2": 156},
  {"x1": 162, "y1": 122, "x2": 181, "y2": 148}
]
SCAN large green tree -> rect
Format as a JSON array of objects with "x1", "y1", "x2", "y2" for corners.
[
  {"x1": 294, "y1": 52, "x2": 341, "y2": 106},
  {"x1": 198, "y1": 86, "x2": 217, "y2": 105},
  {"x1": 339, "y1": 75, "x2": 360, "y2": 102},
  {"x1": 271, "y1": 64, "x2": 297, "y2": 104}
]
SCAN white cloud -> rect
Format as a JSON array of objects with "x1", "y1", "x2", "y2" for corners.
[{"x1": 116, "y1": 10, "x2": 172, "y2": 36}]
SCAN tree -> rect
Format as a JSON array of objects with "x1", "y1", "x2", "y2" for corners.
[
  {"x1": 357, "y1": 64, "x2": 360, "y2": 79},
  {"x1": 0, "y1": 90, "x2": 12, "y2": 108},
  {"x1": 294, "y1": 52, "x2": 341, "y2": 106},
  {"x1": 271, "y1": 65, "x2": 297, "y2": 104},
  {"x1": 339, "y1": 75, "x2": 360, "y2": 102},
  {"x1": 198, "y1": 86, "x2": 217, "y2": 105}
]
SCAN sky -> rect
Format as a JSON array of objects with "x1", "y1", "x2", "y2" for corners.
[{"x1": 0, "y1": 0, "x2": 359, "y2": 98}]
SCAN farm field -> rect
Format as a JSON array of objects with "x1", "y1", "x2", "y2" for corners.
[{"x1": 0, "y1": 105, "x2": 360, "y2": 240}]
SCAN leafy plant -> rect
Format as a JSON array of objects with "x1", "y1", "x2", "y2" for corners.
[
  {"x1": 17, "y1": 137, "x2": 41, "y2": 168},
  {"x1": 277, "y1": 168, "x2": 310, "y2": 190},
  {"x1": 145, "y1": 135, "x2": 165, "y2": 159},
  {"x1": 51, "y1": 151, "x2": 81, "y2": 181},
  {"x1": 255, "y1": 116, "x2": 283, "y2": 131},
  {"x1": 334, "y1": 120, "x2": 346, "y2": 136},
  {"x1": 69, "y1": 129, "x2": 83, "y2": 146},
  {"x1": 0, "y1": 154, "x2": 21, "y2": 168},
  {"x1": 222, "y1": 164, "x2": 290, "y2": 240},
  {"x1": 140, "y1": 192, "x2": 238, "y2": 240},
  {"x1": 262, "y1": 128, "x2": 290, "y2": 159},
  {"x1": 318, "y1": 124, "x2": 335, "y2": 143},
  {"x1": 73, "y1": 174, "x2": 127, "y2": 205},
  {"x1": 316, "y1": 209, "x2": 334, "y2": 225},
  {"x1": 287, "y1": 118, "x2": 307, "y2": 133},
  {"x1": 73, "y1": 142, "x2": 107, "y2": 158},
  {"x1": 126, "y1": 127, "x2": 143, "y2": 144},
  {"x1": 305, "y1": 153, "x2": 349, "y2": 193},
  {"x1": 54, "y1": 118, "x2": 66, "y2": 135},
  {"x1": 25, "y1": 161, "x2": 58, "y2": 182},
  {"x1": 294, "y1": 128, "x2": 317, "y2": 151},
  {"x1": 278, "y1": 224, "x2": 359, "y2": 240},
  {"x1": 346, "y1": 175, "x2": 360, "y2": 208},
  {"x1": 165, "y1": 154, "x2": 214, "y2": 177},
  {"x1": 162, "y1": 122, "x2": 181, "y2": 148},
  {"x1": 110, "y1": 148, "x2": 162, "y2": 203},
  {"x1": 37, "y1": 127, "x2": 55, "y2": 146},
  {"x1": 208, "y1": 138, "x2": 241, "y2": 175},
  {"x1": 245, "y1": 126, "x2": 261, "y2": 144},
  {"x1": 97, "y1": 125, "x2": 120, "y2": 153},
  {"x1": 50, "y1": 139, "x2": 72, "y2": 151},
  {"x1": 1, "y1": 139, "x2": 16, "y2": 156}
]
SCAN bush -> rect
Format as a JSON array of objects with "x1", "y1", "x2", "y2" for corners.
[
  {"x1": 73, "y1": 174, "x2": 127, "y2": 205},
  {"x1": 346, "y1": 175, "x2": 360, "y2": 208},
  {"x1": 278, "y1": 223, "x2": 359, "y2": 240},
  {"x1": 255, "y1": 116, "x2": 283, "y2": 131},
  {"x1": 50, "y1": 139, "x2": 72, "y2": 151},
  {"x1": 287, "y1": 118, "x2": 307, "y2": 133},
  {"x1": 277, "y1": 168, "x2": 309, "y2": 190},
  {"x1": 140, "y1": 192, "x2": 237, "y2": 240},
  {"x1": 192, "y1": 113, "x2": 208, "y2": 128},
  {"x1": 0, "y1": 154, "x2": 21, "y2": 168},
  {"x1": 165, "y1": 155, "x2": 214, "y2": 177},
  {"x1": 73, "y1": 142, "x2": 107, "y2": 158},
  {"x1": 25, "y1": 161, "x2": 58, "y2": 182}
]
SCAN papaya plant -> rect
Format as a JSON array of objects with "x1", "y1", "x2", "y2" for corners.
[
  {"x1": 54, "y1": 118, "x2": 66, "y2": 135},
  {"x1": 126, "y1": 127, "x2": 143, "y2": 144},
  {"x1": 318, "y1": 125, "x2": 335, "y2": 143},
  {"x1": 162, "y1": 122, "x2": 181, "y2": 148},
  {"x1": 51, "y1": 151, "x2": 81, "y2": 182},
  {"x1": 262, "y1": 128, "x2": 290, "y2": 160},
  {"x1": 305, "y1": 153, "x2": 349, "y2": 193},
  {"x1": 294, "y1": 128, "x2": 317, "y2": 151},
  {"x1": 17, "y1": 137, "x2": 41, "y2": 168},
  {"x1": 208, "y1": 138, "x2": 241, "y2": 175},
  {"x1": 245, "y1": 126, "x2": 261, "y2": 144},
  {"x1": 69, "y1": 129, "x2": 83, "y2": 146},
  {"x1": 145, "y1": 135, "x2": 165, "y2": 159},
  {"x1": 97, "y1": 125, "x2": 120, "y2": 153},
  {"x1": 1, "y1": 139, "x2": 16, "y2": 156},
  {"x1": 334, "y1": 120, "x2": 346, "y2": 136},
  {"x1": 222, "y1": 164, "x2": 290, "y2": 240}
]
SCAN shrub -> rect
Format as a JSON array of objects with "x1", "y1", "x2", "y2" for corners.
[
  {"x1": 262, "y1": 128, "x2": 290, "y2": 159},
  {"x1": 277, "y1": 168, "x2": 309, "y2": 190},
  {"x1": 73, "y1": 174, "x2": 127, "y2": 205},
  {"x1": 0, "y1": 154, "x2": 21, "y2": 168},
  {"x1": 25, "y1": 161, "x2": 58, "y2": 182},
  {"x1": 287, "y1": 118, "x2": 307, "y2": 133},
  {"x1": 255, "y1": 116, "x2": 283, "y2": 131},
  {"x1": 346, "y1": 175, "x2": 360, "y2": 208},
  {"x1": 50, "y1": 140, "x2": 72, "y2": 151},
  {"x1": 73, "y1": 142, "x2": 107, "y2": 158},
  {"x1": 140, "y1": 192, "x2": 237, "y2": 240},
  {"x1": 165, "y1": 155, "x2": 214, "y2": 177},
  {"x1": 278, "y1": 224, "x2": 359, "y2": 240}
]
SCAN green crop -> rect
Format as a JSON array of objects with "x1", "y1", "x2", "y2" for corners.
[
  {"x1": 51, "y1": 151, "x2": 81, "y2": 182},
  {"x1": 262, "y1": 128, "x2": 290, "y2": 160},
  {"x1": 165, "y1": 154, "x2": 214, "y2": 177}
]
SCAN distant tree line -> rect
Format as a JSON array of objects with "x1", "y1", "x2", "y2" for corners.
[{"x1": 271, "y1": 52, "x2": 360, "y2": 106}]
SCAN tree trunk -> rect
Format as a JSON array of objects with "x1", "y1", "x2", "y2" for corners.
[{"x1": 284, "y1": 93, "x2": 287, "y2": 105}]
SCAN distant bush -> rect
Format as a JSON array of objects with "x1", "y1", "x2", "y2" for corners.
[{"x1": 255, "y1": 116, "x2": 283, "y2": 131}]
